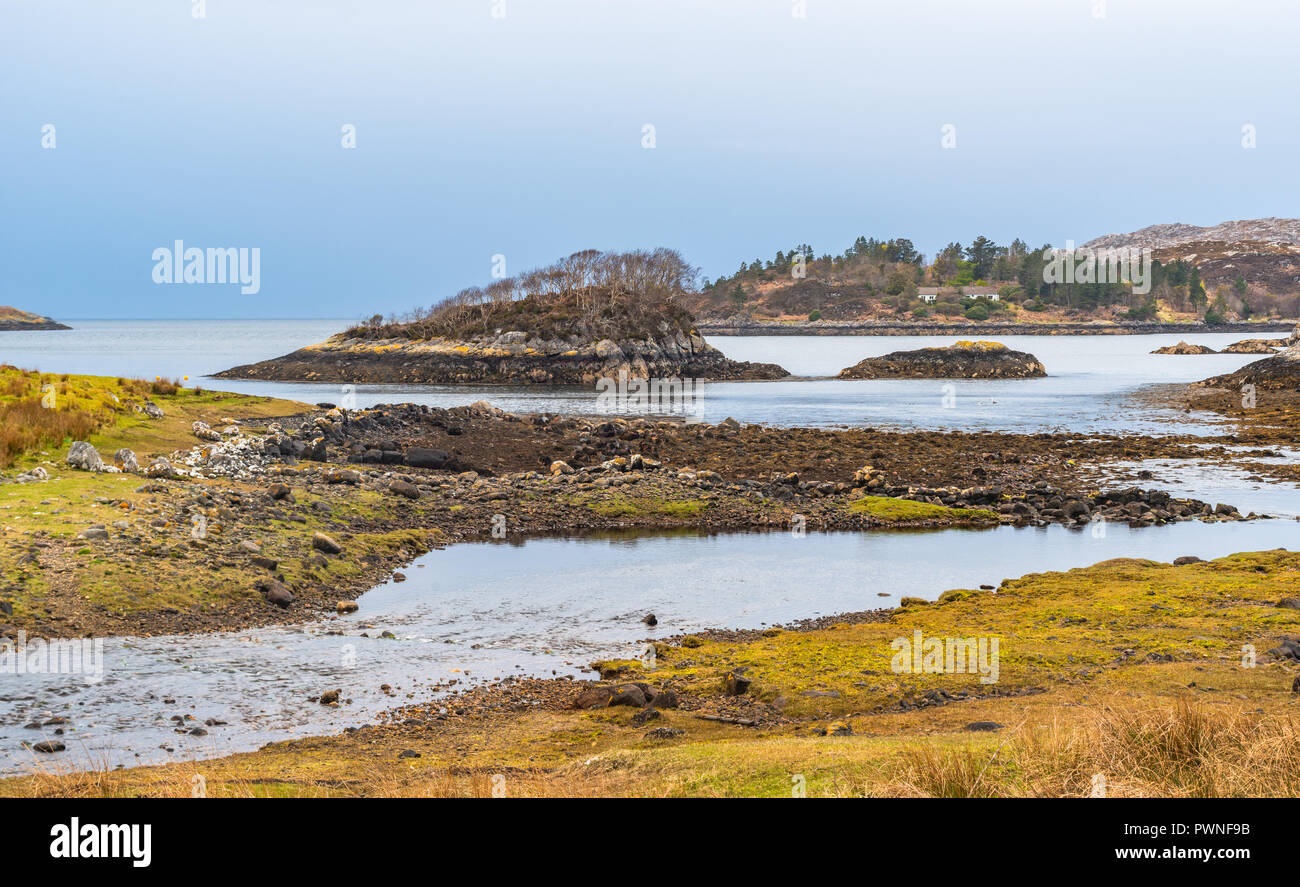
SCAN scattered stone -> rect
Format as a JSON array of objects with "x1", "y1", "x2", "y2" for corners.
[
  {"x1": 398, "y1": 749, "x2": 421, "y2": 759},
  {"x1": 192, "y1": 421, "x2": 222, "y2": 441},
  {"x1": 821, "y1": 721, "x2": 853, "y2": 736},
  {"x1": 964, "y1": 721, "x2": 1005, "y2": 732},
  {"x1": 631, "y1": 707, "x2": 661, "y2": 726},
  {"x1": 267, "y1": 482, "x2": 293, "y2": 501},
  {"x1": 32, "y1": 740, "x2": 66, "y2": 753},
  {"x1": 312, "y1": 532, "x2": 342, "y2": 554},
  {"x1": 337, "y1": 601, "x2": 359, "y2": 614},
  {"x1": 319, "y1": 688, "x2": 341, "y2": 705},
  {"x1": 644, "y1": 727, "x2": 685, "y2": 740}
]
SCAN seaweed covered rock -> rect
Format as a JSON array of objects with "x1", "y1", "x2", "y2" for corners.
[
  {"x1": 836, "y1": 341, "x2": 1046, "y2": 379},
  {"x1": 1151, "y1": 341, "x2": 1217, "y2": 355},
  {"x1": 1196, "y1": 343, "x2": 1300, "y2": 390},
  {"x1": 1221, "y1": 337, "x2": 1285, "y2": 354}
]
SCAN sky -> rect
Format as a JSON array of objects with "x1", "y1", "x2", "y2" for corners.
[{"x1": 3, "y1": 0, "x2": 1299, "y2": 320}]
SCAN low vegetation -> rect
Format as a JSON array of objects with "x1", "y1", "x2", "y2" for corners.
[
  {"x1": 8, "y1": 551, "x2": 1295, "y2": 797},
  {"x1": 343, "y1": 248, "x2": 702, "y2": 343}
]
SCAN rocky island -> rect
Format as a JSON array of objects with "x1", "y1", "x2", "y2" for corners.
[
  {"x1": 1152, "y1": 341, "x2": 1217, "y2": 354},
  {"x1": 836, "y1": 340, "x2": 1046, "y2": 379},
  {"x1": 217, "y1": 250, "x2": 789, "y2": 385},
  {"x1": 0, "y1": 306, "x2": 70, "y2": 331}
]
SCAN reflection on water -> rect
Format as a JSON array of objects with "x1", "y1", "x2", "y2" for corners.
[
  {"x1": 2, "y1": 518, "x2": 1296, "y2": 775},
  {"x1": 1, "y1": 321, "x2": 1279, "y2": 432}
]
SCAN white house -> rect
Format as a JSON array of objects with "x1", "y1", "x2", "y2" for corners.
[
  {"x1": 917, "y1": 288, "x2": 940, "y2": 304},
  {"x1": 965, "y1": 287, "x2": 1000, "y2": 301}
]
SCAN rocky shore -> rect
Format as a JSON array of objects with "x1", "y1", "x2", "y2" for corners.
[
  {"x1": 836, "y1": 341, "x2": 1046, "y2": 379},
  {"x1": 697, "y1": 319, "x2": 1293, "y2": 336},
  {"x1": 0, "y1": 382, "x2": 1269, "y2": 641}
]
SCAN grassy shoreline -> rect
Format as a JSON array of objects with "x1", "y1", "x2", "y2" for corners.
[{"x1": 6, "y1": 550, "x2": 1297, "y2": 797}]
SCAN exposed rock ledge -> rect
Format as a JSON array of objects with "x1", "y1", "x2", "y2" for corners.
[
  {"x1": 1196, "y1": 345, "x2": 1300, "y2": 390},
  {"x1": 0, "y1": 306, "x2": 70, "y2": 331},
  {"x1": 215, "y1": 328, "x2": 789, "y2": 385},
  {"x1": 836, "y1": 341, "x2": 1046, "y2": 380}
]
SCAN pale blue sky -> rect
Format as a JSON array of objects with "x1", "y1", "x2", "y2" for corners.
[{"x1": 3, "y1": 0, "x2": 1298, "y2": 319}]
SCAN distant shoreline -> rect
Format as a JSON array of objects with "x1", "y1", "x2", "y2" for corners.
[
  {"x1": 0, "y1": 320, "x2": 70, "y2": 331},
  {"x1": 697, "y1": 320, "x2": 1295, "y2": 337}
]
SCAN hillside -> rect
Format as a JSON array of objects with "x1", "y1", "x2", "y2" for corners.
[
  {"x1": 682, "y1": 226, "x2": 1300, "y2": 329},
  {"x1": 1085, "y1": 218, "x2": 1300, "y2": 306},
  {"x1": 0, "y1": 306, "x2": 70, "y2": 331}
]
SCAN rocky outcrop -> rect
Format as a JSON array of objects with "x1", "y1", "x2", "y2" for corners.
[
  {"x1": 216, "y1": 325, "x2": 788, "y2": 384},
  {"x1": 0, "y1": 306, "x2": 70, "y2": 331},
  {"x1": 1196, "y1": 343, "x2": 1300, "y2": 390},
  {"x1": 1221, "y1": 338, "x2": 1285, "y2": 354},
  {"x1": 1151, "y1": 341, "x2": 1217, "y2": 355},
  {"x1": 836, "y1": 341, "x2": 1046, "y2": 380}
]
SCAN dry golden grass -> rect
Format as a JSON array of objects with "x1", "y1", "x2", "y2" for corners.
[
  {"x1": 0, "y1": 398, "x2": 101, "y2": 468},
  {"x1": 888, "y1": 702, "x2": 1300, "y2": 798}
]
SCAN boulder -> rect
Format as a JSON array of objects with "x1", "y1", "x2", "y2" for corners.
[
  {"x1": 406, "y1": 448, "x2": 449, "y2": 470},
  {"x1": 608, "y1": 684, "x2": 648, "y2": 707},
  {"x1": 65, "y1": 441, "x2": 104, "y2": 472},
  {"x1": 256, "y1": 578, "x2": 295, "y2": 608},
  {"x1": 142, "y1": 401, "x2": 165, "y2": 419},
  {"x1": 573, "y1": 686, "x2": 614, "y2": 709},
  {"x1": 389, "y1": 480, "x2": 421, "y2": 499},
  {"x1": 111, "y1": 448, "x2": 139, "y2": 473},
  {"x1": 324, "y1": 469, "x2": 361, "y2": 485},
  {"x1": 311, "y1": 532, "x2": 342, "y2": 555},
  {"x1": 145, "y1": 457, "x2": 176, "y2": 479}
]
